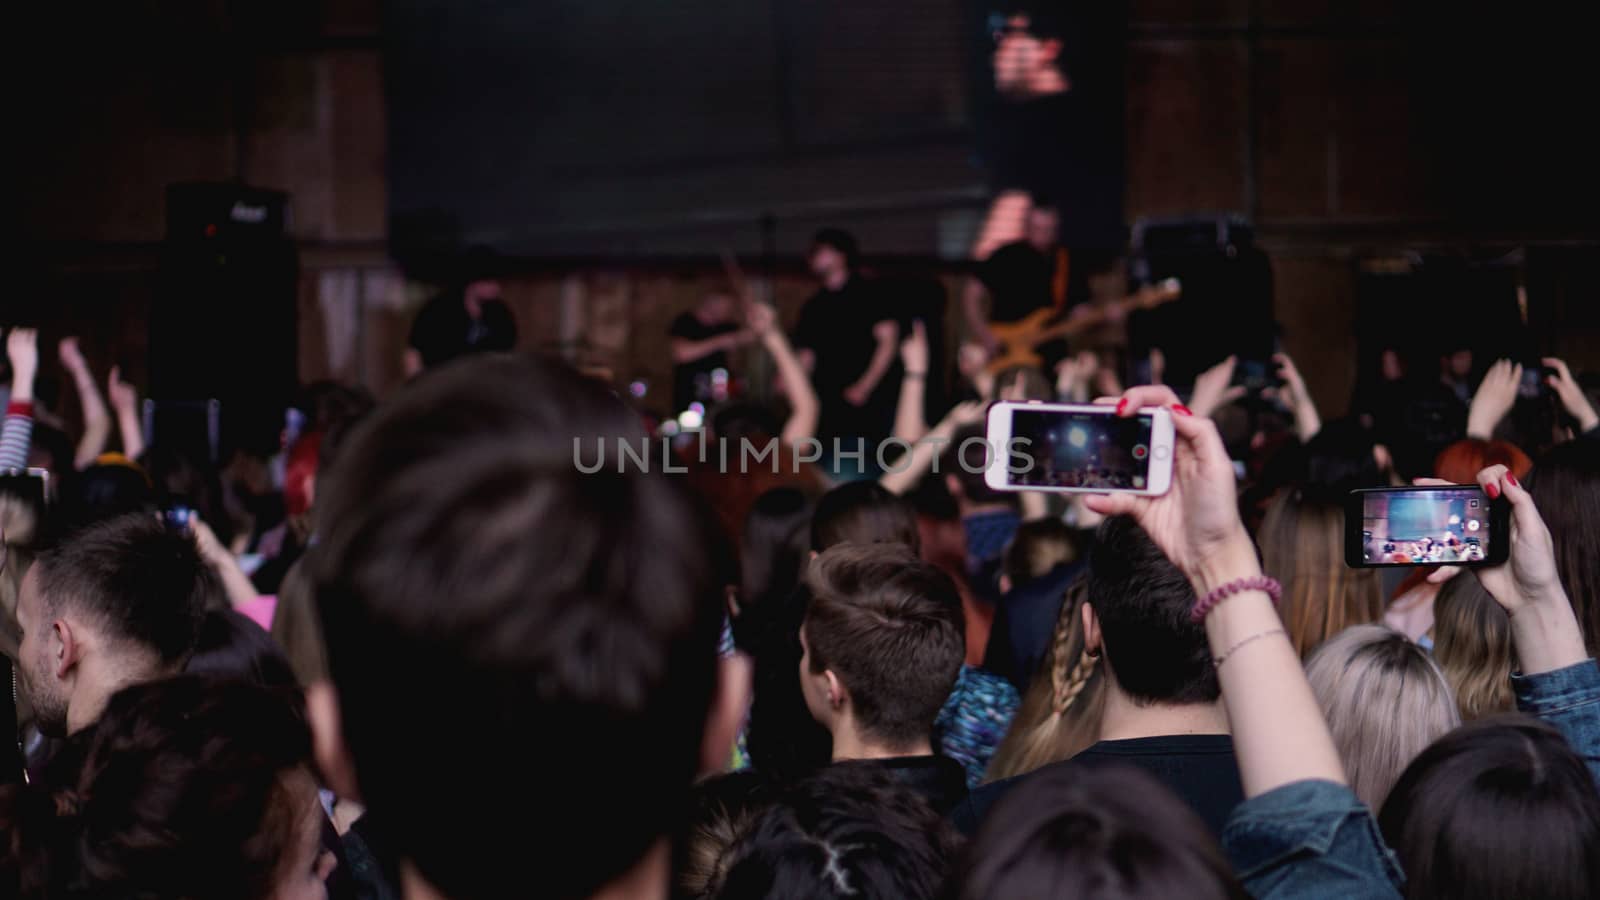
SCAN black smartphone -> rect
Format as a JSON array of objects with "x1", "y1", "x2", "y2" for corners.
[{"x1": 1346, "y1": 485, "x2": 1510, "y2": 568}]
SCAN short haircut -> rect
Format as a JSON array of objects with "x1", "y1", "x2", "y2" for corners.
[
  {"x1": 811, "y1": 228, "x2": 860, "y2": 269},
  {"x1": 958, "y1": 764, "x2": 1247, "y2": 900},
  {"x1": 1305, "y1": 625, "x2": 1460, "y2": 810},
  {"x1": 33, "y1": 512, "x2": 216, "y2": 665},
  {"x1": 1087, "y1": 516, "x2": 1218, "y2": 705},
  {"x1": 310, "y1": 354, "x2": 724, "y2": 900},
  {"x1": 810, "y1": 481, "x2": 921, "y2": 554},
  {"x1": 714, "y1": 765, "x2": 959, "y2": 900},
  {"x1": 802, "y1": 543, "x2": 965, "y2": 746},
  {"x1": 943, "y1": 425, "x2": 1016, "y2": 508},
  {"x1": 1380, "y1": 716, "x2": 1600, "y2": 900}
]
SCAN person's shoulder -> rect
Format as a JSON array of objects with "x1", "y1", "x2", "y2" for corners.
[{"x1": 952, "y1": 665, "x2": 1021, "y2": 708}]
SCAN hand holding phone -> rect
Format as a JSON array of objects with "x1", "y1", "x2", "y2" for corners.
[
  {"x1": 1345, "y1": 485, "x2": 1509, "y2": 568},
  {"x1": 985, "y1": 401, "x2": 1175, "y2": 495}
]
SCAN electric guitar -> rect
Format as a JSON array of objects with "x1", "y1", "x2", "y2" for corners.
[{"x1": 986, "y1": 279, "x2": 1181, "y2": 374}]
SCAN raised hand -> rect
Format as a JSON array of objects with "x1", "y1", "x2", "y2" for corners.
[
  {"x1": 1472, "y1": 466, "x2": 1563, "y2": 616},
  {"x1": 1467, "y1": 359, "x2": 1522, "y2": 439},
  {"x1": 1273, "y1": 352, "x2": 1308, "y2": 407},
  {"x1": 6, "y1": 328, "x2": 39, "y2": 386},
  {"x1": 900, "y1": 320, "x2": 930, "y2": 375},
  {"x1": 746, "y1": 302, "x2": 777, "y2": 338},
  {"x1": 1083, "y1": 387, "x2": 1253, "y2": 590},
  {"x1": 1543, "y1": 357, "x2": 1599, "y2": 433},
  {"x1": 1472, "y1": 464, "x2": 1587, "y2": 675},
  {"x1": 108, "y1": 365, "x2": 139, "y2": 412},
  {"x1": 1188, "y1": 355, "x2": 1247, "y2": 420},
  {"x1": 59, "y1": 336, "x2": 88, "y2": 373}
]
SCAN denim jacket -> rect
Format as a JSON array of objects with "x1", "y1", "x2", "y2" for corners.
[
  {"x1": 1221, "y1": 659, "x2": 1600, "y2": 899},
  {"x1": 1512, "y1": 658, "x2": 1600, "y2": 784}
]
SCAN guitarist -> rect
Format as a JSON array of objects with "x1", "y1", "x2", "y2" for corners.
[{"x1": 964, "y1": 204, "x2": 1093, "y2": 370}]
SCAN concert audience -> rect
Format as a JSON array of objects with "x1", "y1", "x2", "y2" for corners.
[{"x1": 6, "y1": 222, "x2": 1600, "y2": 900}]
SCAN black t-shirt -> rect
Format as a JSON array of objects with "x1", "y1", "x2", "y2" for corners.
[
  {"x1": 792, "y1": 277, "x2": 898, "y2": 443},
  {"x1": 981, "y1": 241, "x2": 1057, "y2": 324},
  {"x1": 408, "y1": 293, "x2": 518, "y2": 369},
  {"x1": 668, "y1": 312, "x2": 741, "y2": 413},
  {"x1": 950, "y1": 734, "x2": 1243, "y2": 837}
]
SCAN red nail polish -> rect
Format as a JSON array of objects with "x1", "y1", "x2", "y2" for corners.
[
  {"x1": 1507, "y1": 474, "x2": 1519, "y2": 488},
  {"x1": 1486, "y1": 482, "x2": 1500, "y2": 499},
  {"x1": 1174, "y1": 404, "x2": 1193, "y2": 417},
  {"x1": 1115, "y1": 398, "x2": 1129, "y2": 416}
]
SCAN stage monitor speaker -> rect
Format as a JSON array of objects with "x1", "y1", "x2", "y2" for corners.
[
  {"x1": 1127, "y1": 215, "x2": 1274, "y2": 388},
  {"x1": 152, "y1": 183, "x2": 297, "y2": 456}
]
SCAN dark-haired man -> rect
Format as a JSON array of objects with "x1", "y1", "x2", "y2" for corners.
[
  {"x1": 800, "y1": 542, "x2": 970, "y2": 812},
  {"x1": 952, "y1": 515, "x2": 1242, "y2": 835},
  {"x1": 13, "y1": 513, "x2": 218, "y2": 737},
  {"x1": 305, "y1": 354, "x2": 749, "y2": 900},
  {"x1": 793, "y1": 229, "x2": 899, "y2": 475}
]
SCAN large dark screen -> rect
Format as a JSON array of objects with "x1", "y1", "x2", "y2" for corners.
[{"x1": 384, "y1": 0, "x2": 1125, "y2": 260}]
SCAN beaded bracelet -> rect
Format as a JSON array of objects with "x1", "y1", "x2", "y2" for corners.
[{"x1": 1191, "y1": 575, "x2": 1282, "y2": 623}]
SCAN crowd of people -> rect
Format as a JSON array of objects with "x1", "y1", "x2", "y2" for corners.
[
  {"x1": 1, "y1": 8, "x2": 1598, "y2": 892},
  {"x1": 2, "y1": 219, "x2": 1598, "y2": 899}
]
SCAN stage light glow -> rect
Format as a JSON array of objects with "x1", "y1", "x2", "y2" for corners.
[{"x1": 1067, "y1": 426, "x2": 1088, "y2": 448}]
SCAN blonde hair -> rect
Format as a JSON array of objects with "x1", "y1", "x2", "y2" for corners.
[
  {"x1": 1260, "y1": 490, "x2": 1385, "y2": 657},
  {"x1": 1305, "y1": 624, "x2": 1460, "y2": 809},
  {"x1": 1431, "y1": 576, "x2": 1515, "y2": 720},
  {"x1": 983, "y1": 579, "x2": 1105, "y2": 782}
]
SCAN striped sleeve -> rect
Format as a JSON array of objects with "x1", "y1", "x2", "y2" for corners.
[{"x1": 0, "y1": 401, "x2": 35, "y2": 470}]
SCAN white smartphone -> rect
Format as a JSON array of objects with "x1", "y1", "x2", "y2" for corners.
[{"x1": 984, "y1": 401, "x2": 1175, "y2": 496}]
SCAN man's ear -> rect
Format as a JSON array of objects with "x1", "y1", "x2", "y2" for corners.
[
  {"x1": 1080, "y1": 602, "x2": 1103, "y2": 657},
  {"x1": 307, "y1": 680, "x2": 362, "y2": 802},
  {"x1": 700, "y1": 654, "x2": 753, "y2": 774},
  {"x1": 945, "y1": 473, "x2": 963, "y2": 501},
  {"x1": 51, "y1": 618, "x2": 80, "y2": 681},
  {"x1": 823, "y1": 670, "x2": 846, "y2": 710},
  {"x1": 1042, "y1": 38, "x2": 1063, "y2": 65}
]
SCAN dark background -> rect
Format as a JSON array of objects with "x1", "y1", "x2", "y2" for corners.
[{"x1": 7, "y1": 0, "x2": 1600, "y2": 417}]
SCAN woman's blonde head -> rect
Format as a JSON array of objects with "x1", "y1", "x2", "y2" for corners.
[{"x1": 1306, "y1": 624, "x2": 1460, "y2": 809}]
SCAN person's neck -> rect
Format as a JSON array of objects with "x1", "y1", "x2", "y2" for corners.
[
  {"x1": 401, "y1": 839, "x2": 670, "y2": 900},
  {"x1": 1097, "y1": 679, "x2": 1229, "y2": 744},
  {"x1": 822, "y1": 270, "x2": 850, "y2": 292},
  {"x1": 67, "y1": 656, "x2": 165, "y2": 736},
  {"x1": 830, "y1": 719, "x2": 932, "y2": 763}
]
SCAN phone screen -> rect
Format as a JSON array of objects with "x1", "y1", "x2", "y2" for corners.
[
  {"x1": 1007, "y1": 409, "x2": 1155, "y2": 490},
  {"x1": 1357, "y1": 487, "x2": 1494, "y2": 565}
]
